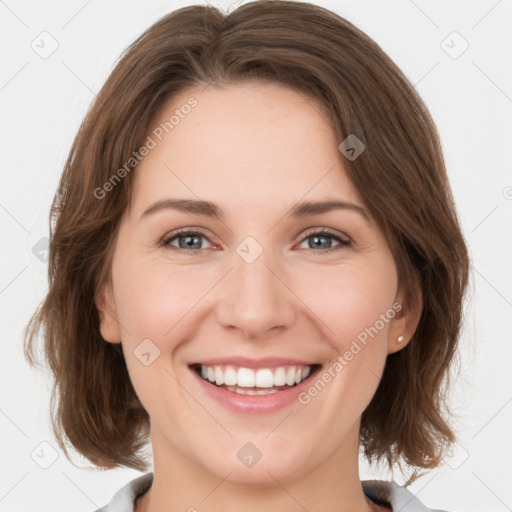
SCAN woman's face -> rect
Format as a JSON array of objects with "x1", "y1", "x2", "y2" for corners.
[{"x1": 97, "y1": 81, "x2": 419, "y2": 485}]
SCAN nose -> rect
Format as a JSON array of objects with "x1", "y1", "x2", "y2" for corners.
[{"x1": 215, "y1": 251, "x2": 296, "y2": 340}]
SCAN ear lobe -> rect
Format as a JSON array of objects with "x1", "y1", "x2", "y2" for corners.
[
  {"x1": 95, "y1": 284, "x2": 122, "y2": 344},
  {"x1": 387, "y1": 285, "x2": 423, "y2": 354}
]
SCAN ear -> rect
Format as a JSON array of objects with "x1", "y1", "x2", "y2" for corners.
[
  {"x1": 95, "y1": 282, "x2": 122, "y2": 344},
  {"x1": 387, "y1": 282, "x2": 423, "y2": 354}
]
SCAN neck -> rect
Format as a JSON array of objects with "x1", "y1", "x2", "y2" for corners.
[{"x1": 136, "y1": 424, "x2": 387, "y2": 512}]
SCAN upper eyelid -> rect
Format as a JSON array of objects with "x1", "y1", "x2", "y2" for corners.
[{"x1": 299, "y1": 226, "x2": 350, "y2": 241}]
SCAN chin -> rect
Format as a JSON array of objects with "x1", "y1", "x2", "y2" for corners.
[{"x1": 199, "y1": 448, "x2": 311, "y2": 488}]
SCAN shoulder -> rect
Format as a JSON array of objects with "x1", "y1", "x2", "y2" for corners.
[
  {"x1": 91, "y1": 473, "x2": 154, "y2": 512},
  {"x1": 361, "y1": 479, "x2": 453, "y2": 512}
]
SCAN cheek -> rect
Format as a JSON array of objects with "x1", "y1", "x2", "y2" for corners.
[
  {"x1": 298, "y1": 266, "x2": 394, "y2": 423},
  {"x1": 293, "y1": 258, "x2": 397, "y2": 345},
  {"x1": 112, "y1": 259, "x2": 209, "y2": 340}
]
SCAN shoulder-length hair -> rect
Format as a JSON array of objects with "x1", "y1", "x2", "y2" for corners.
[{"x1": 24, "y1": 0, "x2": 470, "y2": 485}]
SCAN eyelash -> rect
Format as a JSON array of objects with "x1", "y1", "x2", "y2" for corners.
[{"x1": 160, "y1": 227, "x2": 352, "y2": 256}]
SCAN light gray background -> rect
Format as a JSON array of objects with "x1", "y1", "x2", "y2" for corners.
[{"x1": 1, "y1": 1, "x2": 511, "y2": 511}]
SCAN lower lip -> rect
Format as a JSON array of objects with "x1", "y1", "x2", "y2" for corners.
[{"x1": 190, "y1": 366, "x2": 319, "y2": 414}]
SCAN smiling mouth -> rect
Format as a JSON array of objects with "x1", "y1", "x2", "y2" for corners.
[{"x1": 189, "y1": 363, "x2": 322, "y2": 395}]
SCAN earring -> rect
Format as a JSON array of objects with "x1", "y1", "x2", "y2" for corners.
[{"x1": 397, "y1": 336, "x2": 404, "y2": 343}]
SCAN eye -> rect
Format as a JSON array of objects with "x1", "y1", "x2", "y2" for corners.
[
  {"x1": 161, "y1": 229, "x2": 213, "y2": 255},
  {"x1": 296, "y1": 228, "x2": 351, "y2": 254},
  {"x1": 160, "y1": 227, "x2": 351, "y2": 256}
]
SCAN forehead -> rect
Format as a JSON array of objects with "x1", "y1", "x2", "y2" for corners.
[{"x1": 131, "y1": 81, "x2": 365, "y2": 215}]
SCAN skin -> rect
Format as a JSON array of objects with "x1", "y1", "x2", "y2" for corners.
[{"x1": 96, "y1": 81, "x2": 422, "y2": 512}]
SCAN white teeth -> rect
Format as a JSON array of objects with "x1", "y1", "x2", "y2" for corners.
[
  {"x1": 225, "y1": 386, "x2": 281, "y2": 395},
  {"x1": 237, "y1": 367, "x2": 255, "y2": 387},
  {"x1": 255, "y1": 369, "x2": 274, "y2": 387},
  {"x1": 224, "y1": 367, "x2": 237, "y2": 386},
  {"x1": 286, "y1": 367, "x2": 296, "y2": 386},
  {"x1": 214, "y1": 366, "x2": 224, "y2": 386},
  {"x1": 274, "y1": 367, "x2": 287, "y2": 386},
  {"x1": 198, "y1": 364, "x2": 314, "y2": 388}
]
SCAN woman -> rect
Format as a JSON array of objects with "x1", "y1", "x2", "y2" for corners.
[{"x1": 23, "y1": 1, "x2": 470, "y2": 511}]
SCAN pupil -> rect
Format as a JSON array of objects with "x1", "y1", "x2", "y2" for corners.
[
  {"x1": 311, "y1": 235, "x2": 331, "y2": 249},
  {"x1": 180, "y1": 235, "x2": 201, "y2": 250}
]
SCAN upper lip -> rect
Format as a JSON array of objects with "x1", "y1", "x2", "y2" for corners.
[{"x1": 189, "y1": 357, "x2": 320, "y2": 369}]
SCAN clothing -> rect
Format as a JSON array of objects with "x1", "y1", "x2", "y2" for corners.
[{"x1": 93, "y1": 472, "x2": 451, "y2": 511}]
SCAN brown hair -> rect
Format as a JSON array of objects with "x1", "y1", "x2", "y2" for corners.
[{"x1": 23, "y1": 0, "x2": 470, "y2": 485}]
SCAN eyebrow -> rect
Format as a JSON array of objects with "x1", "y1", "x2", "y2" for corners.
[{"x1": 140, "y1": 197, "x2": 371, "y2": 223}]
